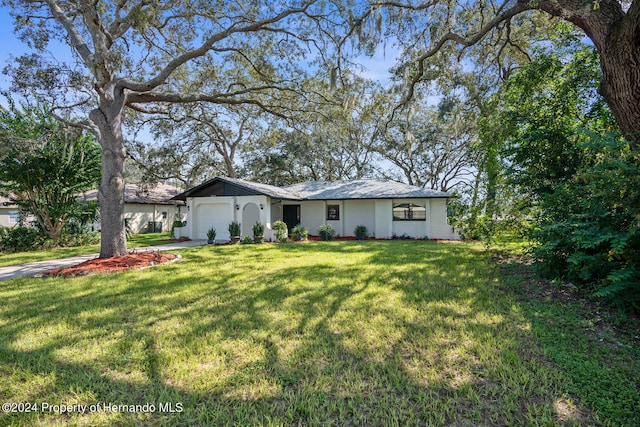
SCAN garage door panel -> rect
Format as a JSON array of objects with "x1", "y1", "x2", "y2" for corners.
[{"x1": 196, "y1": 203, "x2": 232, "y2": 240}]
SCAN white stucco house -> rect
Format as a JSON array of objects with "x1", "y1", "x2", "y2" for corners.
[
  {"x1": 0, "y1": 196, "x2": 21, "y2": 227},
  {"x1": 82, "y1": 183, "x2": 185, "y2": 234},
  {"x1": 172, "y1": 177, "x2": 457, "y2": 241}
]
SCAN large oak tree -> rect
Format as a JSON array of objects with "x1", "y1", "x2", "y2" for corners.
[
  {"x1": 3, "y1": 0, "x2": 345, "y2": 257},
  {"x1": 365, "y1": 0, "x2": 640, "y2": 143}
]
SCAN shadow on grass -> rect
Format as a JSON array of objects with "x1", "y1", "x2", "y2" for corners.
[{"x1": 0, "y1": 241, "x2": 596, "y2": 426}]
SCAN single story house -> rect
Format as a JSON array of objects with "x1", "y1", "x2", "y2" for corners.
[
  {"x1": 82, "y1": 183, "x2": 185, "y2": 234},
  {"x1": 0, "y1": 196, "x2": 21, "y2": 227},
  {"x1": 172, "y1": 177, "x2": 457, "y2": 241}
]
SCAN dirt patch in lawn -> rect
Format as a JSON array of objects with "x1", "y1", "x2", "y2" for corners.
[{"x1": 45, "y1": 252, "x2": 179, "y2": 278}]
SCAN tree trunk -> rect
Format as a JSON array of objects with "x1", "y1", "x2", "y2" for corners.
[
  {"x1": 90, "y1": 89, "x2": 128, "y2": 258},
  {"x1": 597, "y1": 33, "x2": 640, "y2": 143},
  {"x1": 537, "y1": 0, "x2": 640, "y2": 143}
]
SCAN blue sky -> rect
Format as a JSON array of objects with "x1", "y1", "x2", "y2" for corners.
[
  {"x1": 0, "y1": 4, "x2": 398, "y2": 91},
  {"x1": 0, "y1": 3, "x2": 400, "y2": 152},
  {"x1": 0, "y1": 6, "x2": 26, "y2": 92}
]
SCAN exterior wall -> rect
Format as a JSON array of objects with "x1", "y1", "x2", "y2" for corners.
[
  {"x1": 429, "y1": 198, "x2": 457, "y2": 239},
  {"x1": 183, "y1": 194, "x2": 457, "y2": 241},
  {"x1": 271, "y1": 202, "x2": 282, "y2": 223},
  {"x1": 123, "y1": 203, "x2": 180, "y2": 234},
  {"x1": 344, "y1": 200, "x2": 376, "y2": 238},
  {"x1": 185, "y1": 195, "x2": 271, "y2": 241},
  {"x1": 299, "y1": 201, "x2": 326, "y2": 235},
  {"x1": 284, "y1": 200, "x2": 345, "y2": 236},
  {"x1": 391, "y1": 198, "x2": 429, "y2": 239},
  {"x1": 374, "y1": 200, "x2": 393, "y2": 239},
  {"x1": 325, "y1": 200, "x2": 344, "y2": 236},
  {"x1": 0, "y1": 208, "x2": 18, "y2": 227}
]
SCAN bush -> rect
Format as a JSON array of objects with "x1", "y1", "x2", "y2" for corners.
[
  {"x1": 0, "y1": 226, "x2": 48, "y2": 252},
  {"x1": 171, "y1": 220, "x2": 185, "y2": 239},
  {"x1": 0, "y1": 225, "x2": 100, "y2": 253},
  {"x1": 252, "y1": 222, "x2": 264, "y2": 237},
  {"x1": 58, "y1": 230, "x2": 100, "y2": 247},
  {"x1": 228, "y1": 221, "x2": 241, "y2": 237},
  {"x1": 318, "y1": 224, "x2": 335, "y2": 241},
  {"x1": 272, "y1": 220, "x2": 288, "y2": 243},
  {"x1": 530, "y1": 134, "x2": 640, "y2": 310},
  {"x1": 291, "y1": 225, "x2": 308, "y2": 241},
  {"x1": 206, "y1": 228, "x2": 217, "y2": 242},
  {"x1": 354, "y1": 225, "x2": 368, "y2": 240},
  {"x1": 242, "y1": 235, "x2": 252, "y2": 244}
]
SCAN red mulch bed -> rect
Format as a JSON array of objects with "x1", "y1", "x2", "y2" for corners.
[
  {"x1": 45, "y1": 252, "x2": 179, "y2": 278},
  {"x1": 305, "y1": 235, "x2": 456, "y2": 242}
]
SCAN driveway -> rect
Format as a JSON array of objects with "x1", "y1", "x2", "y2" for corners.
[{"x1": 0, "y1": 240, "x2": 206, "y2": 281}]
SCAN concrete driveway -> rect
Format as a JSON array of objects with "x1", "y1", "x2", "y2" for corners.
[{"x1": 0, "y1": 240, "x2": 206, "y2": 281}]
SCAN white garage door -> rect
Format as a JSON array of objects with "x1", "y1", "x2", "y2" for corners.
[{"x1": 196, "y1": 203, "x2": 233, "y2": 240}]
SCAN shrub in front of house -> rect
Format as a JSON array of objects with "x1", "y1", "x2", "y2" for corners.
[
  {"x1": 291, "y1": 225, "x2": 308, "y2": 241},
  {"x1": 0, "y1": 226, "x2": 48, "y2": 252},
  {"x1": 318, "y1": 224, "x2": 335, "y2": 241},
  {"x1": 171, "y1": 220, "x2": 185, "y2": 239},
  {"x1": 228, "y1": 221, "x2": 241, "y2": 237},
  {"x1": 354, "y1": 225, "x2": 368, "y2": 240},
  {"x1": 206, "y1": 227, "x2": 217, "y2": 244},
  {"x1": 272, "y1": 220, "x2": 288, "y2": 243},
  {"x1": 252, "y1": 222, "x2": 264, "y2": 237}
]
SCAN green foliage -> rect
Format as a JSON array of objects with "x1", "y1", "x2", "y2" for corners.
[
  {"x1": 0, "y1": 225, "x2": 99, "y2": 253},
  {"x1": 0, "y1": 95, "x2": 101, "y2": 245},
  {"x1": 206, "y1": 228, "x2": 217, "y2": 242},
  {"x1": 252, "y1": 221, "x2": 264, "y2": 237},
  {"x1": 502, "y1": 256, "x2": 640, "y2": 425},
  {"x1": 57, "y1": 230, "x2": 100, "y2": 247},
  {"x1": 318, "y1": 224, "x2": 335, "y2": 241},
  {"x1": 354, "y1": 225, "x2": 368, "y2": 240},
  {"x1": 228, "y1": 221, "x2": 241, "y2": 237},
  {"x1": 291, "y1": 224, "x2": 308, "y2": 241},
  {"x1": 242, "y1": 235, "x2": 252, "y2": 244},
  {"x1": 271, "y1": 220, "x2": 288, "y2": 243},
  {"x1": 2, "y1": 242, "x2": 638, "y2": 425},
  {"x1": 171, "y1": 220, "x2": 185, "y2": 239},
  {"x1": 531, "y1": 133, "x2": 640, "y2": 309},
  {"x1": 479, "y1": 46, "x2": 640, "y2": 308},
  {"x1": 124, "y1": 218, "x2": 134, "y2": 241},
  {"x1": 0, "y1": 226, "x2": 48, "y2": 253}
]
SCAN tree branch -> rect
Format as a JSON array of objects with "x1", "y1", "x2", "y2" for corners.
[
  {"x1": 118, "y1": 2, "x2": 316, "y2": 93},
  {"x1": 43, "y1": 0, "x2": 96, "y2": 71}
]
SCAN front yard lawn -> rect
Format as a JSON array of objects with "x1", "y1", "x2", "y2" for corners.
[
  {"x1": 0, "y1": 241, "x2": 637, "y2": 426},
  {"x1": 0, "y1": 233, "x2": 174, "y2": 268}
]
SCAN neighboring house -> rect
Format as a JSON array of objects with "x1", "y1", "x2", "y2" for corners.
[
  {"x1": 82, "y1": 183, "x2": 185, "y2": 234},
  {"x1": 172, "y1": 176, "x2": 458, "y2": 241},
  {"x1": 0, "y1": 196, "x2": 21, "y2": 227}
]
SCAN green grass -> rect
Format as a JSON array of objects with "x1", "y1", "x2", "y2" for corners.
[
  {"x1": 499, "y1": 254, "x2": 640, "y2": 426},
  {"x1": 0, "y1": 233, "x2": 174, "y2": 267},
  {"x1": 0, "y1": 241, "x2": 637, "y2": 426}
]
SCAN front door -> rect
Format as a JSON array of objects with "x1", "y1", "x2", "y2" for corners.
[{"x1": 282, "y1": 205, "x2": 300, "y2": 234}]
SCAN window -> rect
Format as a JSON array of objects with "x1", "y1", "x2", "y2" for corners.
[
  {"x1": 162, "y1": 211, "x2": 168, "y2": 219},
  {"x1": 327, "y1": 204, "x2": 340, "y2": 220},
  {"x1": 8, "y1": 211, "x2": 19, "y2": 225},
  {"x1": 393, "y1": 203, "x2": 426, "y2": 221}
]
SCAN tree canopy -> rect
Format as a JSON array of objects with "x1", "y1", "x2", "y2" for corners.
[
  {"x1": 0, "y1": 96, "x2": 101, "y2": 244},
  {"x1": 360, "y1": 0, "x2": 640, "y2": 142}
]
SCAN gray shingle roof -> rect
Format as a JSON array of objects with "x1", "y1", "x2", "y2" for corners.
[
  {"x1": 82, "y1": 183, "x2": 185, "y2": 205},
  {"x1": 173, "y1": 177, "x2": 450, "y2": 201},
  {"x1": 0, "y1": 195, "x2": 15, "y2": 207},
  {"x1": 283, "y1": 179, "x2": 450, "y2": 200}
]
